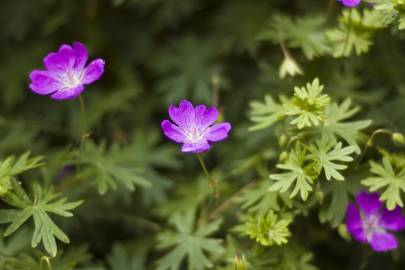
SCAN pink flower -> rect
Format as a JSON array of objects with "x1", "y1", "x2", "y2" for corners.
[
  {"x1": 346, "y1": 192, "x2": 405, "y2": 252},
  {"x1": 161, "y1": 100, "x2": 231, "y2": 153},
  {"x1": 338, "y1": 0, "x2": 361, "y2": 8},
  {"x1": 29, "y1": 42, "x2": 105, "y2": 100}
]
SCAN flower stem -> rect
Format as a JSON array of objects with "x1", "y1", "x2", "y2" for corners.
[
  {"x1": 342, "y1": 8, "x2": 353, "y2": 57},
  {"x1": 196, "y1": 154, "x2": 219, "y2": 198},
  {"x1": 78, "y1": 95, "x2": 89, "y2": 169},
  {"x1": 40, "y1": 256, "x2": 52, "y2": 270},
  {"x1": 357, "y1": 128, "x2": 392, "y2": 166}
]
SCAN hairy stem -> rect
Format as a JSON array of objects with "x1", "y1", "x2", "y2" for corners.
[{"x1": 196, "y1": 154, "x2": 219, "y2": 198}]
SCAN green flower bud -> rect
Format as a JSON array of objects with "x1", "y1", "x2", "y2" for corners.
[
  {"x1": 279, "y1": 151, "x2": 288, "y2": 162},
  {"x1": 279, "y1": 56, "x2": 303, "y2": 79},
  {"x1": 233, "y1": 253, "x2": 247, "y2": 270},
  {"x1": 279, "y1": 135, "x2": 288, "y2": 147},
  {"x1": 392, "y1": 132, "x2": 405, "y2": 145}
]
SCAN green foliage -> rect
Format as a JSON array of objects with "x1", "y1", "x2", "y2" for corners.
[
  {"x1": 308, "y1": 139, "x2": 357, "y2": 181},
  {"x1": 327, "y1": 9, "x2": 385, "y2": 58},
  {"x1": 270, "y1": 145, "x2": 315, "y2": 201},
  {"x1": 0, "y1": 152, "x2": 44, "y2": 195},
  {"x1": 156, "y1": 210, "x2": 225, "y2": 270},
  {"x1": 259, "y1": 15, "x2": 331, "y2": 59},
  {"x1": 370, "y1": 0, "x2": 405, "y2": 29},
  {"x1": 0, "y1": 182, "x2": 82, "y2": 257},
  {"x1": 236, "y1": 210, "x2": 292, "y2": 246},
  {"x1": 361, "y1": 156, "x2": 405, "y2": 210},
  {"x1": 321, "y1": 99, "x2": 372, "y2": 154},
  {"x1": 284, "y1": 78, "x2": 330, "y2": 129},
  {"x1": 80, "y1": 140, "x2": 151, "y2": 194}
]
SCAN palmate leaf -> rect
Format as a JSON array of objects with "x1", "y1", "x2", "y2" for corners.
[
  {"x1": 236, "y1": 210, "x2": 292, "y2": 247},
  {"x1": 0, "y1": 152, "x2": 44, "y2": 196},
  {"x1": 149, "y1": 35, "x2": 222, "y2": 103},
  {"x1": 319, "y1": 179, "x2": 359, "y2": 227},
  {"x1": 80, "y1": 141, "x2": 151, "y2": 195},
  {"x1": 361, "y1": 157, "x2": 405, "y2": 210},
  {"x1": 369, "y1": 0, "x2": 405, "y2": 29},
  {"x1": 156, "y1": 210, "x2": 225, "y2": 270},
  {"x1": 326, "y1": 9, "x2": 384, "y2": 58},
  {"x1": 237, "y1": 180, "x2": 291, "y2": 216},
  {"x1": 0, "y1": 182, "x2": 82, "y2": 257},
  {"x1": 284, "y1": 78, "x2": 330, "y2": 129},
  {"x1": 321, "y1": 99, "x2": 371, "y2": 154},
  {"x1": 258, "y1": 14, "x2": 331, "y2": 59},
  {"x1": 308, "y1": 139, "x2": 357, "y2": 181},
  {"x1": 249, "y1": 95, "x2": 286, "y2": 131},
  {"x1": 269, "y1": 145, "x2": 314, "y2": 201}
]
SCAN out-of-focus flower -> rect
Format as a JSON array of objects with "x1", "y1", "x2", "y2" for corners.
[
  {"x1": 338, "y1": 0, "x2": 361, "y2": 8},
  {"x1": 29, "y1": 42, "x2": 105, "y2": 100},
  {"x1": 161, "y1": 100, "x2": 231, "y2": 153},
  {"x1": 346, "y1": 192, "x2": 405, "y2": 252}
]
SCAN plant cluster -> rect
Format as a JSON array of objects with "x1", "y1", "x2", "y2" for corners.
[{"x1": 1, "y1": 0, "x2": 405, "y2": 269}]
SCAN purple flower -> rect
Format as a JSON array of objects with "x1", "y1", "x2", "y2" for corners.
[
  {"x1": 338, "y1": 0, "x2": 361, "y2": 7},
  {"x1": 29, "y1": 42, "x2": 105, "y2": 100},
  {"x1": 346, "y1": 192, "x2": 405, "y2": 252},
  {"x1": 161, "y1": 100, "x2": 231, "y2": 153}
]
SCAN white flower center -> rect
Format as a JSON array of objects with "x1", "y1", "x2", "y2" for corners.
[
  {"x1": 362, "y1": 213, "x2": 384, "y2": 241},
  {"x1": 58, "y1": 69, "x2": 83, "y2": 89},
  {"x1": 186, "y1": 127, "x2": 204, "y2": 142}
]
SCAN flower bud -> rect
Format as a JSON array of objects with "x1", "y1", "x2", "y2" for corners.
[
  {"x1": 233, "y1": 253, "x2": 247, "y2": 270},
  {"x1": 392, "y1": 132, "x2": 405, "y2": 145},
  {"x1": 315, "y1": 189, "x2": 324, "y2": 204},
  {"x1": 279, "y1": 56, "x2": 303, "y2": 79},
  {"x1": 279, "y1": 135, "x2": 288, "y2": 147},
  {"x1": 279, "y1": 151, "x2": 288, "y2": 162}
]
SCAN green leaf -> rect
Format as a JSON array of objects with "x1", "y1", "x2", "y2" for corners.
[
  {"x1": 326, "y1": 9, "x2": 384, "y2": 58},
  {"x1": 321, "y1": 99, "x2": 371, "y2": 154},
  {"x1": 361, "y1": 157, "x2": 405, "y2": 210},
  {"x1": 269, "y1": 145, "x2": 314, "y2": 201},
  {"x1": 80, "y1": 141, "x2": 151, "y2": 195},
  {"x1": 319, "y1": 179, "x2": 359, "y2": 227},
  {"x1": 237, "y1": 180, "x2": 291, "y2": 215},
  {"x1": 284, "y1": 78, "x2": 330, "y2": 129},
  {"x1": 249, "y1": 95, "x2": 286, "y2": 131},
  {"x1": 0, "y1": 152, "x2": 44, "y2": 196},
  {"x1": 236, "y1": 210, "x2": 292, "y2": 247},
  {"x1": 308, "y1": 139, "x2": 357, "y2": 181},
  {"x1": 258, "y1": 14, "x2": 331, "y2": 59},
  {"x1": 149, "y1": 36, "x2": 222, "y2": 103},
  {"x1": 156, "y1": 210, "x2": 225, "y2": 270},
  {"x1": 0, "y1": 183, "x2": 82, "y2": 257}
]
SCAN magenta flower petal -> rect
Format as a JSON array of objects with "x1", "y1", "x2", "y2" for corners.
[
  {"x1": 346, "y1": 203, "x2": 366, "y2": 242},
  {"x1": 346, "y1": 192, "x2": 405, "y2": 252},
  {"x1": 380, "y1": 207, "x2": 405, "y2": 231},
  {"x1": 338, "y1": 0, "x2": 361, "y2": 7},
  {"x1": 370, "y1": 232, "x2": 398, "y2": 252},
  {"x1": 181, "y1": 142, "x2": 211, "y2": 153},
  {"x1": 195, "y1": 105, "x2": 219, "y2": 129},
  {"x1": 161, "y1": 120, "x2": 186, "y2": 143},
  {"x1": 29, "y1": 41, "x2": 105, "y2": 100},
  {"x1": 168, "y1": 100, "x2": 196, "y2": 129},
  {"x1": 51, "y1": 85, "x2": 84, "y2": 100},
  {"x1": 355, "y1": 192, "x2": 381, "y2": 215},
  {"x1": 205, "y1": 123, "x2": 232, "y2": 142},
  {"x1": 29, "y1": 71, "x2": 64, "y2": 94},
  {"x1": 82, "y1": 59, "x2": 105, "y2": 84},
  {"x1": 161, "y1": 100, "x2": 231, "y2": 154},
  {"x1": 72, "y1": 42, "x2": 88, "y2": 71}
]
